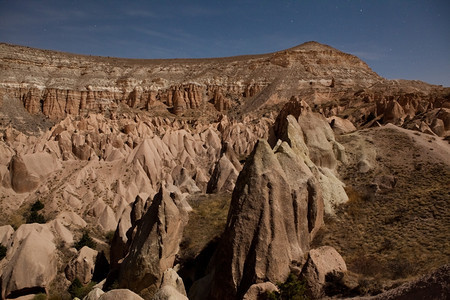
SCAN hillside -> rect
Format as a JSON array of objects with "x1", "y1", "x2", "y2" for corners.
[{"x1": 0, "y1": 42, "x2": 449, "y2": 300}]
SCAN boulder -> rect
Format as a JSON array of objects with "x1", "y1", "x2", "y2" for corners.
[
  {"x1": 118, "y1": 187, "x2": 189, "y2": 299},
  {"x1": 301, "y1": 246, "x2": 347, "y2": 299},
  {"x1": 242, "y1": 282, "x2": 279, "y2": 300},
  {"x1": 431, "y1": 118, "x2": 445, "y2": 137},
  {"x1": 49, "y1": 219, "x2": 74, "y2": 245},
  {"x1": 65, "y1": 246, "x2": 98, "y2": 284},
  {"x1": 98, "y1": 289, "x2": 144, "y2": 300},
  {"x1": 384, "y1": 99, "x2": 406, "y2": 125},
  {"x1": 328, "y1": 116, "x2": 357, "y2": 135},
  {"x1": 153, "y1": 286, "x2": 188, "y2": 300},
  {"x1": 9, "y1": 155, "x2": 40, "y2": 193},
  {"x1": 0, "y1": 225, "x2": 14, "y2": 246},
  {"x1": 0, "y1": 224, "x2": 57, "y2": 299},
  {"x1": 153, "y1": 269, "x2": 188, "y2": 300},
  {"x1": 83, "y1": 287, "x2": 104, "y2": 300}
]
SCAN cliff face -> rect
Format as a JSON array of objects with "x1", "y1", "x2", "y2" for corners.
[
  {"x1": 0, "y1": 42, "x2": 449, "y2": 299},
  {"x1": 0, "y1": 41, "x2": 382, "y2": 119}
]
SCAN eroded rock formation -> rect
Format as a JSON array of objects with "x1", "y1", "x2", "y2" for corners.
[
  {"x1": 192, "y1": 97, "x2": 352, "y2": 299},
  {"x1": 0, "y1": 41, "x2": 448, "y2": 300},
  {"x1": 118, "y1": 187, "x2": 190, "y2": 299},
  {"x1": 0, "y1": 224, "x2": 57, "y2": 299}
]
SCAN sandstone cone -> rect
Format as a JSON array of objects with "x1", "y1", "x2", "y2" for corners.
[
  {"x1": 118, "y1": 187, "x2": 189, "y2": 299},
  {"x1": 206, "y1": 143, "x2": 241, "y2": 193},
  {"x1": 0, "y1": 224, "x2": 57, "y2": 299},
  {"x1": 204, "y1": 139, "x2": 323, "y2": 299},
  {"x1": 9, "y1": 154, "x2": 40, "y2": 193}
]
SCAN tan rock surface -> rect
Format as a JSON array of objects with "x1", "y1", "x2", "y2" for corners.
[
  {"x1": 0, "y1": 225, "x2": 14, "y2": 246},
  {"x1": 65, "y1": 246, "x2": 98, "y2": 284},
  {"x1": 0, "y1": 40, "x2": 448, "y2": 300},
  {"x1": 118, "y1": 187, "x2": 189, "y2": 299},
  {"x1": 0, "y1": 224, "x2": 57, "y2": 299},
  {"x1": 98, "y1": 289, "x2": 144, "y2": 300},
  {"x1": 1, "y1": 41, "x2": 385, "y2": 119},
  {"x1": 328, "y1": 116, "x2": 357, "y2": 135},
  {"x1": 205, "y1": 139, "x2": 323, "y2": 299},
  {"x1": 242, "y1": 282, "x2": 279, "y2": 300},
  {"x1": 83, "y1": 287, "x2": 105, "y2": 300},
  {"x1": 9, "y1": 154, "x2": 40, "y2": 193},
  {"x1": 153, "y1": 268, "x2": 188, "y2": 300},
  {"x1": 301, "y1": 246, "x2": 347, "y2": 299}
]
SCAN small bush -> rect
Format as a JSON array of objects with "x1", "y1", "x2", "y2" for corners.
[
  {"x1": 33, "y1": 293, "x2": 47, "y2": 300},
  {"x1": 68, "y1": 278, "x2": 96, "y2": 299},
  {"x1": 74, "y1": 231, "x2": 96, "y2": 250},
  {"x1": 266, "y1": 273, "x2": 308, "y2": 300},
  {"x1": 25, "y1": 200, "x2": 46, "y2": 224},
  {"x1": 357, "y1": 277, "x2": 383, "y2": 295},
  {"x1": 26, "y1": 211, "x2": 46, "y2": 224},
  {"x1": 105, "y1": 230, "x2": 115, "y2": 245},
  {"x1": 388, "y1": 257, "x2": 416, "y2": 279},
  {"x1": 31, "y1": 200, "x2": 44, "y2": 212}
]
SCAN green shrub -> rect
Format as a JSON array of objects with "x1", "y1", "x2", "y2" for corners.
[
  {"x1": 105, "y1": 230, "x2": 115, "y2": 245},
  {"x1": 0, "y1": 244, "x2": 6, "y2": 260},
  {"x1": 74, "y1": 231, "x2": 96, "y2": 250},
  {"x1": 266, "y1": 273, "x2": 308, "y2": 300},
  {"x1": 68, "y1": 278, "x2": 96, "y2": 299},
  {"x1": 26, "y1": 211, "x2": 46, "y2": 224},
  {"x1": 25, "y1": 200, "x2": 46, "y2": 224},
  {"x1": 33, "y1": 293, "x2": 47, "y2": 300},
  {"x1": 31, "y1": 200, "x2": 44, "y2": 212}
]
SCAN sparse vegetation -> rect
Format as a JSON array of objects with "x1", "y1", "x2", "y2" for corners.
[
  {"x1": 266, "y1": 273, "x2": 308, "y2": 300},
  {"x1": 31, "y1": 200, "x2": 45, "y2": 212},
  {"x1": 179, "y1": 192, "x2": 231, "y2": 260},
  {"x1": 33, "y1": 293, "x2": 47, "y2": 300},
  {"x1": 68, "y1": 278, "x2": 96, "y2": 299},
  {"x1": 25, "y1": 200, "x2": 46, "y2": 224},
  {"x1": 26, "y1": 211, "x2": 46, "y2": 224},
  {"x1": 74, "y1": 231, "x2": 96, "y2": 250},
  {"x1": 105, "y1": 230, "x2": 115, "y2": 245},
  {"x1": 315, "y1": 129, "x2": 450, "y2": 293}
]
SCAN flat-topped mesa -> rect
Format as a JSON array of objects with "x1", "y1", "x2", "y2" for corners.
[{"x1": 0, "y1": 41, "x2": 384, "y2": 119}]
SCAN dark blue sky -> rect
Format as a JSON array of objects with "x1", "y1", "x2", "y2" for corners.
[{"x1": 1, "y1": 0, "x2": 449, "y2": 86}]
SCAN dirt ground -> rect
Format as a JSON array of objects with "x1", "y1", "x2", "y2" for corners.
[{"x1": 313, "y1": 125, "x2": 450, "y2": 292}]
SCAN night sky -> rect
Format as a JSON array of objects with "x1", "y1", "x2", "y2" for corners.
[{"x1": 0, "y1": 0, "x2": 449, "y2": 86}]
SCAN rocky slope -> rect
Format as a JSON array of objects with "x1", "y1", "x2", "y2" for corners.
[
  {"x1": 0, "y1": 41, "x2": 380, "y2": 119},
  {"x1": 0, "y1": 42, "x2": 449, "y2": 300}
]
